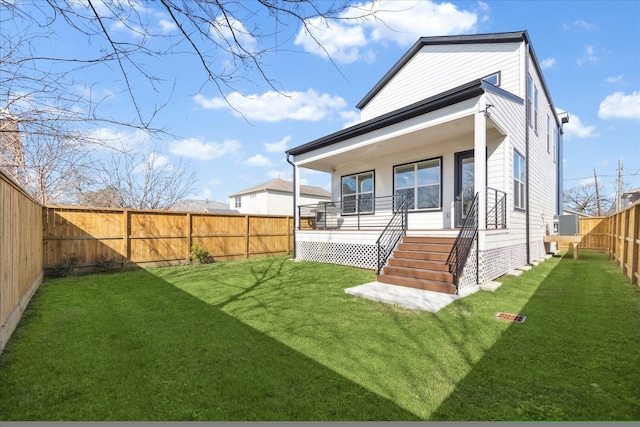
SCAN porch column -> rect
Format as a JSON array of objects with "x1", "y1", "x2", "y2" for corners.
[
  {"x1": 474, "y1": 96, "x2": 488, "y2": 253},
  {"x1": 292, "y1": 164, "x2": 301, "y2": 230}
]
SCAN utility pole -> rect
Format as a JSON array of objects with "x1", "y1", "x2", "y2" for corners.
[{"x1": 594, "y1": 167, "x2": 602, "y2": 216}]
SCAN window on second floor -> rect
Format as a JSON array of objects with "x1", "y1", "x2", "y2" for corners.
[
  {"x1": 547, "y1": 115, "x2": 551, "y2": 153},
  {"x1": 514, "y1": 150, "x2": 526, "y2": 210},
  {"x1": 234, "y1": 196, "x2": 241, "y2": 208},
  {"x1": 394, "y1": 158, "x2": 442, "y2": 211},
  {"x1": 341, "y1": 171, "x2": 374, "y2": 214},
  {"x1": 527, "y1": 75, "x2": 539, "y2": 133}
]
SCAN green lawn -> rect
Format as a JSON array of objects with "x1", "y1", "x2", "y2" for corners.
[{"x1": 0, "y1": 252, "x2": 638, "y2": 421}]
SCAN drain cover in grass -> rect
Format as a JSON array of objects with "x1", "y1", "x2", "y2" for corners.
[{"x1": 496, "y1": 312, "x2": 526, "y2": 323}]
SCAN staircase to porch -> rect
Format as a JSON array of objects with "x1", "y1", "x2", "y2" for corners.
[{"x1": 377, "y1": 235, "x2": 457, "y2": 295}]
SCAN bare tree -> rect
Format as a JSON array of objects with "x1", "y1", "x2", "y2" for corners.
[
  {"x1": 89, "y1": 151, "x2": 197, "y2": 210},
  {"x1": 564, "y1": 182, "x2": 615, "y2": 217}
]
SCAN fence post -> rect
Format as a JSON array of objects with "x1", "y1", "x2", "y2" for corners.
[
  {"x1": 245, "y1": 215, "x2": 250, "y2": 259},
  {"x1": 629, "y1": 205, "x2": 638, "y2": 284},
  {"x1": 187, "y1": 213, "x2": 192, "y2": 264},
  {"x1": 123, "y1": 209, "x2": 130, "y2": 268}
]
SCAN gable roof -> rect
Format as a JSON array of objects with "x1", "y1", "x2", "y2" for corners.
[
  {"x1": 356, "y1": 31, "x2": 530, "y2": 110},
  {"x1": 229, "y1": 178, "x2": 330, "y2": 198}
]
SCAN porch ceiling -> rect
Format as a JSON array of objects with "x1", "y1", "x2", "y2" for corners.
[{"x1": 298, "y1": 115, "x2": 497, "y2": 173}]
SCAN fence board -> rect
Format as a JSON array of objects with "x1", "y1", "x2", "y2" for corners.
[
  {"x1": 577, "y1": 203, "x2": 640, "y2": 285},
  {"x1": 42, "y1": 207, "x2": 294, "y2": 272},
  {"x1": 1, "y1": 172, "x2": 44, "y2": 354}
]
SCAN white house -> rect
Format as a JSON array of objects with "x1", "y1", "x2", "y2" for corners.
[
  {"x1": 286, "y1": 31, "x2": 569, "y2": 295},
  {"x1": 228, "y1": 178, "x2": 330, "y2": 215}
]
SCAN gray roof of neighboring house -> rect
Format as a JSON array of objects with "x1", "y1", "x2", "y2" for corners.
[
  {"x1": 169, "y1": 199, "x2": 237, "y2": 213},
  {"x1": 228, "y1": 178, "x2": 330, "y2": 198}
]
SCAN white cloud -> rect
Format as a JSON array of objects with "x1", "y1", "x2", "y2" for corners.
[
  {"x1": 294, "y1": 0, "x2": 478, "y2": 63},
  {"x1": 244, "y1": 154, "x2": 272, "y2": 167},
  {"x1": 563, "y1": 114, "x2": 598, "y2": 140},
  {"x1": 606, "y1": 75, "x2": 624, "y2": 84},
  {"x1": 158, "y1": 18, "x2": 177, "y2": 33},
  {"x1": 133, "y1": 152, "x2": 170, "y2": 174},
  {"x1": 210, "y1": 16, "x2": 258, "y2": 55},
  {"x1": 168, "y1": 138, "x2": 241, "y2": 160},
  {"x1": 598, "y1": 91, "x2": 640, "y2": 120},
  {"x1": 340, "y1": 110, "x2": 361, "y2": 128},
  {"x1": 541, "y1": 58, "x2": 556, "y2": 69},
  {"x1": 209, "y1": 178, "x2": 223, "y2": 186},
  {"x1": 194, "y1": 89, "x2": 348, "y2": 122},
  {"x1": 86, "y1": 127, "x2": 152, "y2": 152},
  {"x1": 267, "y1": 169, "x2": 293, "y2": 181},
  {"x1": 264, "y1": 136, "x2": 291, "y2": 153},
  {"x1": 577, "y1": 45, "x2": 598, "y2": 66},
  {"x1": 573, "y1": 19, "x2": 598, "y2": 31}
]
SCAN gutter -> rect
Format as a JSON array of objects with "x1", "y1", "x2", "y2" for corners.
[{"x1": 286, "y1": 153, "x2": 296, "y2": 259}]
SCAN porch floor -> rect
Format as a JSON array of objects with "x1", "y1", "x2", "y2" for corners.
[{"x1": 345, "y1": 281, "x2": 461, "y2": 313}]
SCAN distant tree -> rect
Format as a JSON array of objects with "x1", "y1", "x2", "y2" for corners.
[
  {"x1": 564, "y1": 182, "x2": 614, "y2": 217},
  {"x1": 76, "y1": 186, "x2": 124, "y2": 208},
  {"x1": 90, "y1": 151, "x2": 197, "y2": 210},
  {"x1": 1, "y1": 0, "x2": 376, "y2": 203}
]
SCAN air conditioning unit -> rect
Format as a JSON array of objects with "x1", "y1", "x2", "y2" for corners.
[{"x1": 553, "y1": 214, "x2": 579, "y2": 236}]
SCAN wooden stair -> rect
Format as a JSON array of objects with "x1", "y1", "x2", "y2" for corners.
[{"x1": 377, "y1": 236, "x2": 457, "y2": 295}]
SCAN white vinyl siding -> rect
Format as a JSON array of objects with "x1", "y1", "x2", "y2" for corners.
[{"x1": 361, "y1": 42, "x2": 522, "y2": 121}]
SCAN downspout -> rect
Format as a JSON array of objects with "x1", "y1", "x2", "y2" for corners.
[
  {"x1": 286, "y1": 153, "x2": 296, "y2": 259},
  {"x1": 524, "y1": 41, "x2": 531, "y2": 265}
]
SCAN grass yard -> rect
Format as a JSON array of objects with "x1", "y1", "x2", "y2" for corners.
[{"x1": 0, "y1": 252, "x2": 638, "y2": 421}]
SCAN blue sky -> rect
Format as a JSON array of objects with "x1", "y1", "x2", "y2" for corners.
[{"x1": 15, "y1": 0, "x2": 640, "y2": 204}]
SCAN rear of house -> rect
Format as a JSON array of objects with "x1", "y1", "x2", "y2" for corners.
[{"x1": 286, "y1": 31, "x2": 568, "y2": 295}]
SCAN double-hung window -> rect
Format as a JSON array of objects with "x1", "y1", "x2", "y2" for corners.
[
  {"x1": 528, "y1": 75, "x2": 539, "y2": 133},
  {"x1": 514, "y1": 150, "x2": 526, "y2": 210},
  {"x1": 234, "y1": 196, "x2": 241, "y2": 208},
  {"x1": 394, "y1": 158, "x2": 441, "y2": 210},
  {"x1": 341, "y1": 171, "x2": 374, "y2": 214}
]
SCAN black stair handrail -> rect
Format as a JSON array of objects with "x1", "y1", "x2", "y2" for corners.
[
  {"x1": 375, "y1": 196, "x2": 408, "y2": 274},
  {"x1": 446, "y1": 192, "x2": 479, "y2": 293}
]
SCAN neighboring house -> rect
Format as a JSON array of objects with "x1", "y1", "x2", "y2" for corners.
[
  {"x1": 621, "y1": 187, "x2": 640, "y2": 208},
  {"x1": 286, "y1": 31, "x2": 569, "y2": 295},
  {"x1": 228, "y1": 178, "x2": 331, "y2": 215},
  {"x1": 170, "y1": 199, "x2": 237, "y2": 213}
]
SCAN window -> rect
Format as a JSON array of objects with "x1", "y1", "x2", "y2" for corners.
[
  {"x1": 553, "y1": 128, "x2": 557, "y2": 163},
  {"x1": 514, "y1": 150, "x2": 526, "y2": 210},
  {"x1": 341, "y1": 171, "x2": 374, "y2": 214},
  {"x1": 250, "y1": 194, "x2": 257, "y2": 199},
  {"x1": 534, "y1": 87, "x2": 539, "y2": 133},
  {"x1": 482, "y1": 72, "x2": 500, "y2": 86},
  {"x1": 394, "y1": 158, "x2": 441, "y2": 210},
  {"x1": 547, "y1": 115, "x2": 551, "y2": 153},
  {"x1": 234, "y1": 196, "x2": 241, "y2": 208},
  {"x1": 527, "y1": 75, "x2": 538, "y2": 132}
]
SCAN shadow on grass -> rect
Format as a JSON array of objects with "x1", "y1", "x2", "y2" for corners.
[
  {"x1": 429, "y1": 252, "x2": 640, "y2": 421},
  {"x1": 0, "y1": 261, "x2": 419, "y2": 421}
]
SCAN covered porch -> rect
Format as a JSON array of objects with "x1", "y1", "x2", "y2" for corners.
[{"x1": 286, "y1": 83, "x2": 518, "y2": 282}]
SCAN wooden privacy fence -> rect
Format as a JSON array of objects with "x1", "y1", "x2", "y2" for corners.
[
  {"x1": 1, "y1": 172, "x2": 44, "y2": 354},
  {"x1": 571, "y1": 203, "x2": 640, "y2": 285},
  {"x1": 43, "y1": 206, "x2": 294, "y2": 273}
]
